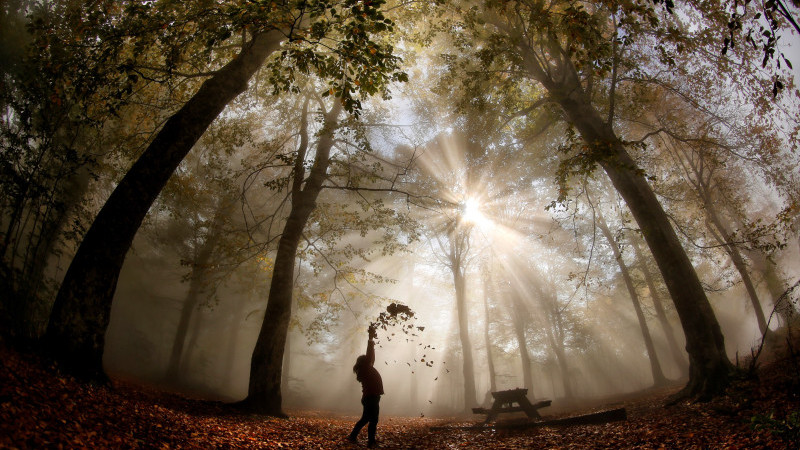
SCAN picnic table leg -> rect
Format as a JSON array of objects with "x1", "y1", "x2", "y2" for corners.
[
  {"x1": 517, "y1": 397, "x2": 542, "y2": 420},
  {"x1": 484, "y1": 400, "x2": 502, "y2": 423}
]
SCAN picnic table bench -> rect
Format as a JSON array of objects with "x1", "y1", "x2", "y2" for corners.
[{"x1": 472, "y1": 388, "x2": 551, "y2": 423}]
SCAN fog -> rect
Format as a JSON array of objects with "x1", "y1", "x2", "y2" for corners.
[
  {"x1": 100, "y1": 126, "x2": 800, "y2": 417},
  {"x1": 3, "y1": 0, "x2": 799, "y2": 421}
]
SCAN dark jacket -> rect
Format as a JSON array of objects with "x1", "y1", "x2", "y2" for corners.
[{"x1": 357, "y1": 340, "x2": 384, "y2": 397}]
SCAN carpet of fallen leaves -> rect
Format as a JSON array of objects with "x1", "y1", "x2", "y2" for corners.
[{"x1": 2, "y1": 340, "x2": 798, "y2": 449}]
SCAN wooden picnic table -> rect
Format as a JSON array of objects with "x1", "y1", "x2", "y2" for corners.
[{"x1": 472, "y1": 388, "x2": 551, "y2": 423}]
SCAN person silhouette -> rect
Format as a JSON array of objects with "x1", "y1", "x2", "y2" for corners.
[{"x1": 347, "y1": 324, "x2": 384, "y2": 448}]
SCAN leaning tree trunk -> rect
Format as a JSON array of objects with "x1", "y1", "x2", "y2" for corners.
[
  {"x1": 630, "y1": 236, "x2": 689, "y2": 374},
  {"x1": 598, "y1": 143, "x2": 732, "y2": 398},
  {"x1": 244, "y1": 101, "x2": 341, "y2": 416},
  {"x1": 44, "y1": 31, "x2": 286, "y2": 379},
  {"x1": 596, "y1": 208, "x2": 667, "y2": 386},
  {"x1": 519, "y1": 44, "x2": 733, "y2": 398},
  {"x1": 703, "y1": 206, "x2": 768, "y2": 335},
  {"x1": 515, "y1": 25, "x2": 733, "y2": 397}
]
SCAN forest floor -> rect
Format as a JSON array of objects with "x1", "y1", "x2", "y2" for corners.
[{"x1": 2, "y1": 337, "x2": 799, "y2": 449}]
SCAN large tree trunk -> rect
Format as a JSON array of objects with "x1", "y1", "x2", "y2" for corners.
[
  {"x1": 596, "y1": 208, "x2": 667, "y2": 386},
  {"x1": 44, "y1": 31, "x2": 286, "y2": 379},
  {"x1": 519, "y1": 43, "x2": 732, "y2": 398},
  {"x1": 630, "y1": 236, "x2": 689, "y2": 374},
  {"x1": 244, "y1": 101, "x2": 341, "y2": 416},
  {"x1": 598, "y1": 145, "x2": 732, "y2": 399}
]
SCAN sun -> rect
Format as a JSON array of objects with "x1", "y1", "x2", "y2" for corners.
[{"x1": 460, "y1": 197, "x2": 485, "y2": 225}]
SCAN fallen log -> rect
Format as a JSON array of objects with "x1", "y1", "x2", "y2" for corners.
[
  {"x1": 500, "y1": 407, "x2": 627, "y2": 429},
  {"x1": 430, "y1": 407, "x2": 627, "y2": 431}
]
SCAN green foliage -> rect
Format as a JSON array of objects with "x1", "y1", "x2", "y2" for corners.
[
  {"x1": 750, "y1": 410, "x2": 800, "y2": 444},
  {"x1": 265, "y1": 0, "x2": 407, "y2": 115},
  {"x1": 1, "y1": 0, "x2": 407, "y2": 340}
]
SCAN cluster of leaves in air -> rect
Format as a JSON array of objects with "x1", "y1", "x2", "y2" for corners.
[
  {"x1": 369, "y1": 303, "x2": 441, "y2": 371},
  {"x1": 370, "y1": 302, "x2": 420, "y2": 340}
]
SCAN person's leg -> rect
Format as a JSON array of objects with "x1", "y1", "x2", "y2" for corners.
[
  {"x1": 366, "y1": 396, "x2": 380, "y2": 447},
  {"x1": 348, "y1": 398, "x2": 369, "y2": 441}
]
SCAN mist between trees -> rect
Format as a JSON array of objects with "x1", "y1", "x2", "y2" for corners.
[{"x1": 2, "y1": 0, "x2": 800, "y2": 417}]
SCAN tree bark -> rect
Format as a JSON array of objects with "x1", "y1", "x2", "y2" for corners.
[
  {"x1": 44, "y1": 31, "x2": 286, "y2": 379},
  {"x1": 244, "y1": 100, "x2": 342, "y2": 416},
  {"x1": 165, "y1": 265, "x2": 206, "y2": 381},
  {"x1": 596, "y1": 208, "x2": 667, "y2": 385},
  {"x1": 598, "y1": 146, "x2": 732, "y2": 398},
  {"x1": 543, "y1": 314, "x2": 573, "y2": 399}
]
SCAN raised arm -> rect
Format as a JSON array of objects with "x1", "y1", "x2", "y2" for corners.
[
  {"x1": 366, "y1": 324, "x2": 377, "y2": 366},
  {"x1": 366, "y1": 338, "x2": 375, "y2": 366}
]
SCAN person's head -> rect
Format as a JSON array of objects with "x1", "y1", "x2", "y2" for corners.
[{"x1": 353, "y1": 355, "x2": 368, "y2": 375}]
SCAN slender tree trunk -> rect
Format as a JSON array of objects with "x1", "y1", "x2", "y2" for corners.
[
  {"x1": 675, "y1": 143, "x2": 769, "y2": 335},
  {"x1": 704, "y1": 209, "x2": 768, "y2": 335},
  {"x1": 512, "y1": 294, "x2": 535, "y2": 394},
  {"x1": 166, "y1": 196, "x2": 235, "y2": 381},
  {"x1": 44, "y1": 31, "x2": 286, "y2": 379},
  {"x1": 223, "y1": 304, "x2": 243, "y2": 395},
  {"x1": 453, "y1": 261, "x2": 477, "y2": 411},
  {"x1": 535, "y1": 282, "x2": 573, "y2": 399},
  {"x1": 165, "y1": 268, "x2": 205, "y2": 381},
  {"x1": 544, "y1": 317, "x2": 573, "y2": 399},
  {"x1": 596, "y1": 208, "x2": 667, "y2": 385},
  {"x1": 630, "y1": 236, "x2": 689, "y2": 374},
  {"x1": 482, "y1": 267, "x2": 497, "y2": 394},
  {"x1": 17, "y1": 168, "x2": 91, "y2": 337},
  {"x1": 244, "y1": 101, "x2": 341, "y2": 416},
  {"x1": 748, "y1": 252, "x2": 795, "y2": 324}
]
